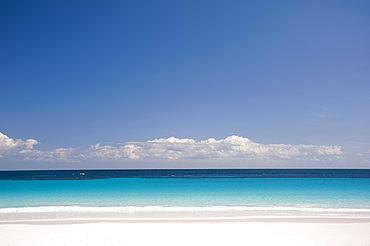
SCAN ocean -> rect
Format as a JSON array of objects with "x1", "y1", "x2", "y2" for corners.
[{"x1": 1, "y1": 169, "x2": 370, "y2": 222}]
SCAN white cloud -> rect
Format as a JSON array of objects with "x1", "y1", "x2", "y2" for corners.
[
  {"x1": 20, "y1": 148, "x2": 84, "y2": 162},
  {"x1": 0, "y1": 132, "x2": 343, "y2": 164},
  {"x1": 0, "y1": 132, "x2": 38, "y2": 157},
  {"x1": 88, "y1": 135, "x2": 342, "y2": 163}
]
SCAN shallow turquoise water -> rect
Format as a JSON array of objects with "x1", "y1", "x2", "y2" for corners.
[{"x1": 1, "y1": 177, "x2": 369, "y2": 209}]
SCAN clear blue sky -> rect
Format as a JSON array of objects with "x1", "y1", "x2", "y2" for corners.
[{"x1": 1, "y1": 0, "x2": 369, "y2": 169}]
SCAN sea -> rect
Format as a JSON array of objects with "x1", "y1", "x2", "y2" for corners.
[{"x1": 0, "y1": 169, "x2": 370, "y2": 222}]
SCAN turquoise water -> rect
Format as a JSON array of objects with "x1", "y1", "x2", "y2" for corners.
[
  {"x1": 1, "y1": 170, "x2": 370, "y2": 221},
  {"x1": 1, "y1": 177, "x2": 369, "y2": 209}
]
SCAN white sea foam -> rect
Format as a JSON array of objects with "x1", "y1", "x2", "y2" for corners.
[
  {"x1": 1, "y1": 206, "x2": 370, "y2": 213},
  {"x1": 2, "y1": 206, "x2": 370, "y2": 224}
]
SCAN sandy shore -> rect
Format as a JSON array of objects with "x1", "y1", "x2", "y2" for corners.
[{"x1": 1, "y1": 219, "x2": 369, "y2": 246}]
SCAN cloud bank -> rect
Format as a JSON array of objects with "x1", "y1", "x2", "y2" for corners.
[
  {"x1": 0, "y1": 132, "x2": 38, "y2": 158},
  {"x1": 0, "y1": 132, "x2": 342, "y2": 164},
  {"x1": 88, "y1": 135, "x2": 342, "y2": 163}
]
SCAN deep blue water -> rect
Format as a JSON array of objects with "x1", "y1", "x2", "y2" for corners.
[
  {"x1": 1, "y1": 169, "x2": 369, "y2": 180},
  {"x1": 0, "y1": 169, "x2": 369, "y2": 209}
]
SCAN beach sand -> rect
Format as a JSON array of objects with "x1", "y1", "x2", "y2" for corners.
[{"x1": 1, "y1": 219, "x2": 369, "y2": 246}]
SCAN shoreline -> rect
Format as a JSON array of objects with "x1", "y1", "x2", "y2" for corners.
[
  {"x1": 2, "y1": 216, "x2": 370, "y2": 225},
  {"x1": 2, "y1": 205, "x2": 370, "y2": 223}
]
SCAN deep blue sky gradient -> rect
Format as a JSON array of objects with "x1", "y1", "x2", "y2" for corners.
[{"x1": 1, "y1": 0, "x2": 369, "y2": 168}]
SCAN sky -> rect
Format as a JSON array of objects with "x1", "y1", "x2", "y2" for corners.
[{"x1": 1, "y1": 0, "x2": 369, "y2": 169}]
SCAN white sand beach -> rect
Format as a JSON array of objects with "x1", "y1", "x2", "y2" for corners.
[{"x1": 1, "y1": 219, "x2": 369, "y2": 246}]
